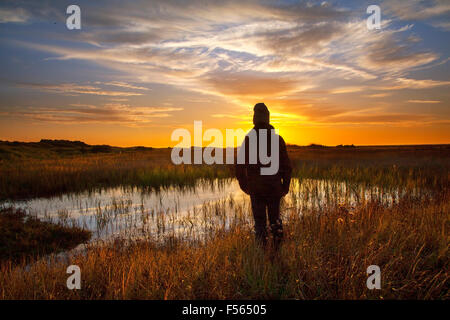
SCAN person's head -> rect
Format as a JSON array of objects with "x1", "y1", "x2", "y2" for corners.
[{"x1": 253, "y1": 102, "x2": 270, "y2": 126}]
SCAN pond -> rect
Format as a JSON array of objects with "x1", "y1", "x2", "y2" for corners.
[{"x1": 2, "y1": 178, "x2": 416, "y2": 245}]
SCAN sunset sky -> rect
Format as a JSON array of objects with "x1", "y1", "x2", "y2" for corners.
[{"x1": 0, "y1": 0, "x2": 449, "y2": 147}]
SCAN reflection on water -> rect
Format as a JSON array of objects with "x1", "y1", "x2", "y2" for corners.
[{"x1": 3, "y1": 178, "x2": 417, "y2": 244}]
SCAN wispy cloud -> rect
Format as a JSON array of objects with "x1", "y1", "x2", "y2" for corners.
[
  {"x1": 330, "y1": 87, "x2": 365, "y2": 94},
  {"x1": 0, "y1": 8, "x2": 30, "y2": 23},
  {"x1": 1, "y1": 104, "x2": 183, "y2": 126},
  {"x1": 99, "y1": 81, "x2": 150, "y2": 91},
  {"x1": 384, "y1": 0, "x2": 450, "y2": 21},
  {"x1": 408, "y1": 100, "x2": 441, "y2": 104},
  {"x1": 364, "y1": 93, "x2": 392, "y2": 98},
  {"x1": 16, "y1": 82, "x2": 145, "y2": 96},
  {"x1": 382, "y1": 78, "x2": 450, "y2": 90}
]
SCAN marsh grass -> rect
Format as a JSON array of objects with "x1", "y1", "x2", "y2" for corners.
[
  {"x1": 0, "y1": 208, "x2": 91, "y2": 265},
  {"x1": 0, "y1": 189, "x2": 448, "y2": 299},
  {"x1": 0, "y1": 151, "x2": 231, "y2": 200},
  {"x1": 1, "y1": 145, "x2": 449, "y2": 201}
]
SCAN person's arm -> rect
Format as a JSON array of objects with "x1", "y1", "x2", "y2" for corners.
[
  {"x1": 279, "y1": 136, "x2": 292, "y2": 195},
  {"x1": 235, "y1": 135, "x2": 250, "y2": 194}
]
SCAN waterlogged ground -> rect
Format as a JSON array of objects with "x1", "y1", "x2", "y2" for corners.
[{"x1": 1, "y1": 178, "x2": 421, "y2": 246}]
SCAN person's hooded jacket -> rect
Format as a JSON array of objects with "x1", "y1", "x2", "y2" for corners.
[{"x1": 235, "y1": 103, "x2": 292, "y2": 197}]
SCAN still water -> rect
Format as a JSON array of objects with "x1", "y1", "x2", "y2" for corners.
[{"x1": 3, "y1": 178, "x2": 410, "y2": 244}]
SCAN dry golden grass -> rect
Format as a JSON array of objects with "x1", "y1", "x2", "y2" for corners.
[
  {"x1": 0, "y1": 150, "x2": 230, "y2": 200},
  {"x1": 1, "y1": 145, "x2": 449, "y2": 200}
]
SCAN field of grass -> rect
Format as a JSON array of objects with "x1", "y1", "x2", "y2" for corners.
[
  {"x1": 0, "y1": 140, "x2": 232, "y2": 200},
  {"x1": 1, "y1": 140, "x2": 448, "y2": 200},
  {"x1": 0, "y1": 140, "x2": 448, "y2": 299}
]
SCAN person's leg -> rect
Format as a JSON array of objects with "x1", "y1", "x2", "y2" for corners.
[
  {"x1": 267, "y1": 197, "x2": 283, "y2": 250},
  {"x1": 250, "y1": 196, "x2": 268, "y2": 248}
]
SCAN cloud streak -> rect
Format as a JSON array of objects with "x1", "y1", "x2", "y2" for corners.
[
  {"x1": 15, "y1": 82, "x2": 146, "y2": 96},
  {"x1": 1, "y1": 104, "x2": 183, "y2": 126}
]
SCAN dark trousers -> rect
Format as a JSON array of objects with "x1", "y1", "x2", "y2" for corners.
[{"x1": 250, "y1": 195, "x2": 283, "y2": 250}]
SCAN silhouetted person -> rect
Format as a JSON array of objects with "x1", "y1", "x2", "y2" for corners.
[{"x1": 236, "y1": 103, "x2": 292, "y2": 251}]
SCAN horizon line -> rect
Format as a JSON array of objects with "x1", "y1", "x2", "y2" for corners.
[{"x1": 1, "y1": 139, "x2": 450, "y2": 149}]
